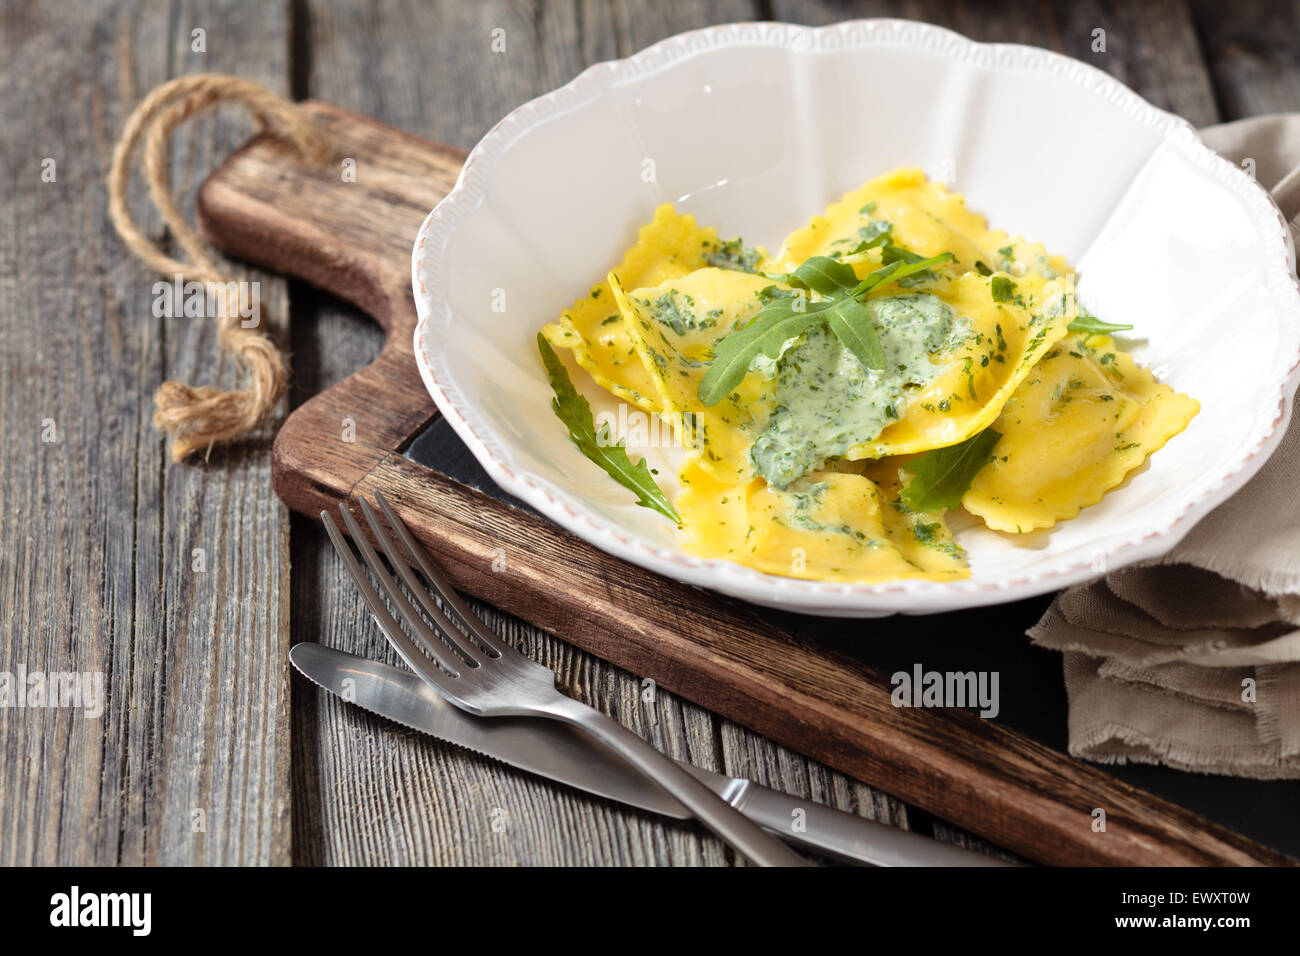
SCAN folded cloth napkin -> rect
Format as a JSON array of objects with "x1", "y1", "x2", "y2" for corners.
[{"x1": 1029, "y1": 114, "x2": 1300, "y2": 780}]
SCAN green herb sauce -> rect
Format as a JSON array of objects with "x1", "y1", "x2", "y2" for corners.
[
  {"x1": 749, "y1": 294, "x2": 968, "y2": 488},
  {"x1": 641, "y1": 291, "x2": 718, "y2": 336},
  {"x1": 703, "y1": 237, "x2": 762, "y2": 273}
]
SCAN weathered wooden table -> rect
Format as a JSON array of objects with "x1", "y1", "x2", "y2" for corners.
[{"x1": 3, "y1": 0, "x2": 1297, "y2": 866}]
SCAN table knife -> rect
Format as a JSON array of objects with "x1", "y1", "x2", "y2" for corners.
[{"x1": 291, "y1": 642, "x2": 1011, "y2": 866}]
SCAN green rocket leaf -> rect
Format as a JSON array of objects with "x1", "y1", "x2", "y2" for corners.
[
  {"x1": 538, "y1": 334, "x2": 679, "y2": 524},
  {"x1": 900, "y1": 428, "x2": 1003, "y2": 512}
]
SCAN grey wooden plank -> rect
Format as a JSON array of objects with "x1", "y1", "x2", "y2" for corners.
[
  {"x1": 1047, "y1": 0, "x2": 1220, "y2": 128},
  {"x1": 613, "y1": 0, "x2": 761, "y2": 54},
  {"x1": 148, "y1": 0, "x2": 295, "y2": 870},
  {"x1": 0, "y1": 0, "x2": 292, "y2": 865},
  {"x1": 773, "y1": 0, "x2": 1221, "y2": 126},
  {"x1": 1191, "y1": 0, "x2": 1300, "y2": 120},
  {"x1": 290, "y1": 0, "x2": 919, "y2": 866}
]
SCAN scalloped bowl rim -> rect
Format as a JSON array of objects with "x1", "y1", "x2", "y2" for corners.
[{"x1": 412, "y1": 18, "x2": 1300, "y2": 616}]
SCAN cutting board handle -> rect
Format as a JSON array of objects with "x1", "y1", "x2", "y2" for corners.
[{"x1": 197, "y1": 101, "x2": 467, "y2": 502}]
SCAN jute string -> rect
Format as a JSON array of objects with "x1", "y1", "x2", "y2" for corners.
[{"x1": 107, "y1": 74, "x2": 332, "y2": 461}]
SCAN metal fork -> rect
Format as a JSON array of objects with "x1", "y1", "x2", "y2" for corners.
[{"x1": 321, "y1": 492, "x2": 810, "y2": 867}]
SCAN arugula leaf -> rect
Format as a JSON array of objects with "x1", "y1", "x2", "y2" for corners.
[
  {"x1": 850, "y1": 251, "x2": 953, "y2": 297},
  {"x1": 756, "y1": 284, "x2": 800, "y2": 304},
  {"x1": 822, "y1": 296, "x2": 886, "y2": 371},
  {"x1": 697, "y1": 298, "x2": 826, "y2": 405},
  {"x1": 849, "y1": 259, "x2": 903, "y2": 295},
  {"x1": 878, "y1": 244, "x2": 953, "y2": 288},
  {"x1": 537, "y1": 334, "x2": 680, "y2": 524},
  {"x1": 881, "y1": 244, "x2": 924, "y2": 265},
  {"x1": 900, "y1": 428, "x2": 1002, "y2": 512},
  {"x1": 847, "y1": 233, "x2": 892, "y2": 256},
  {"x1": 697, "y1": 249, "x2": 955, "y2": 406},
  {"x1": 1067, "y1": 305, "x2": 1133, "y2": 337},
  {"x1": 890, "y1": 250, "x2": 955, "y2": 282},
  {"x1": 787, "y1": 256, "x2": 910, "y2": 371},
  {"x1": 788, "y1": 255, "x2": 859, "y2": 296}
]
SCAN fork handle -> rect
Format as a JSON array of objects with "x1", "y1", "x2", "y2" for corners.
[{"x1": 541, "y1": 695, "x2": 811, "y2": 866}]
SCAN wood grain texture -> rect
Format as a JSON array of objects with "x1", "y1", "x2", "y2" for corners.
[
  {"x1": 773, "y1": 0, "x2": 1221, "y2": 126},
  {"x1": 4, "y1": 0, "x2": 1295, "y2": 868},
  {"x1": 1191, "y1": 0, "x2": 1300, "y2": 120},
  {"x1": 363, "y1": 460, "x2": 1293, "y2": 866},
  {"x1": 0, "y1": 0, "x2": 292, "y2": 865}
]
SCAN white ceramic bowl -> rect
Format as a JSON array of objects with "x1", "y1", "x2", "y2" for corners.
[{"x1": 413, "y1": 19, "x2": 1300, "y2": 617}]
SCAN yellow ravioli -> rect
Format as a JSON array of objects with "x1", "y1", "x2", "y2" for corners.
[
  {"x1": 674, "y1": 463, "x2": 752, "y2": 557},
  {"x1": 849, "y1": 270, "x2": 1072, "y2": 458},
  {"x1": 963, "y1": 335, "x2": 1200, "y2": 532},
  {"x1": 859, "y1": 457, "x2": 973, "y2": 578},
  {"x1": 676, "y1": 462, "x2": 968, "y2": 583},
  {"x1": 766, "y1": 168, "x2": 986, "y2": 271},
  {"x1": 613, "y1": 267, "x2": 777, "y2": 482},
  {"x1": 535, "y1": 166, "x2": 1200, "y2": 586},
  {"x1": 766, "y1": 167, "x2": 1070, "y2": 282},
  {"x1": 540, "y1": 204, "x2": 725, "y2": 412},
  {"x1": 976, "y1": 233, "x2": 1070, "y2": 281}
]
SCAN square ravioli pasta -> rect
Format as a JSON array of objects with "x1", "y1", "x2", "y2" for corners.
[{"x1": 536, "y1": 170, "x2": 1198, "y2": 583}]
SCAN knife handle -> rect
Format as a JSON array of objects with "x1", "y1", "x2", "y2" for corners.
[
  {"x1": 733, "y1": 781, "x2": 1016, "y2": 866},
  {"x1": 542, "y1": 695, "x2": 812, "y2": 867}
]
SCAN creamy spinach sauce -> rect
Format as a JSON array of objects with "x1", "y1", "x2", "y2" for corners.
[{"x1": 749, "y1": 294, "x2": 967, "y2": 488}]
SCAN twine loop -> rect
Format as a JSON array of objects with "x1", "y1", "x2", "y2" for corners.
[{"x1": 108, "y1": 74, "x2": 332, "y2": 461}]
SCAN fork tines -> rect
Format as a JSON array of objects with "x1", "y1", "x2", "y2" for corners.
[{"x1": 321, "y1": 492, "x2": 512, "y2": 684}]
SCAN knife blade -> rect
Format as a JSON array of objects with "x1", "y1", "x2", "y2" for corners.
[{"x1": 290, "y1": 643, "x2": 1011, "y2": 866}]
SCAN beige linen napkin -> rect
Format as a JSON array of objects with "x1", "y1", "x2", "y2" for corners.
[{"x1": 1029, "y1": 114, "x2": 1300, "y2": 779}]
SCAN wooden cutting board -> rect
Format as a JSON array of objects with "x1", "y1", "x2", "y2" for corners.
[{"x1": 196, "y1": 101, "x2": 1295, "y2": 866}]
